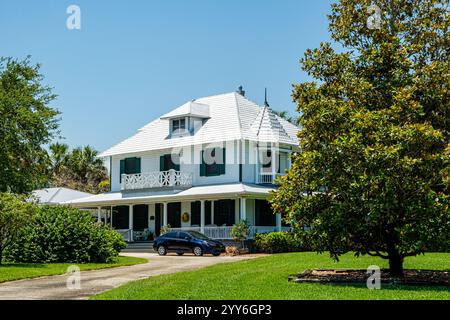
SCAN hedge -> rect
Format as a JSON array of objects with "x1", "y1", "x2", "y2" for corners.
[
  {"x1": 5, "y1": 205, "x2": 126, "y2": 263},
  {"x1": 254, "y1": 231, "x2": 309, "y2": 253}
]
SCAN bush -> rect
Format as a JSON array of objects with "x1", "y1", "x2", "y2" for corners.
[
  {"x1": 0, "y1": 193, "x2": 35, "y2": 264},
  {"x1": 231, "y1": 220, "x2": 250, "y2": 243},
  {"x1": 254, "y1": 231, "x2": 308, "y2": 254},
  {"x1": 5, "y1": 205, "x2": 126, "y2": 263}
]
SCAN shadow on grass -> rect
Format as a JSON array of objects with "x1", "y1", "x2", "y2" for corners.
[
  {"x1": 0, "y1": 263, "x2": 47, "y2": 268},
  {"x1": 304, "y1": 282, "x2": 450, "y2": 292}
]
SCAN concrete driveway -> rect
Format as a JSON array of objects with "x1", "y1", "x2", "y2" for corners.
[{"x1": 0, "y1": 253, "x2": 263, "y2": 300}]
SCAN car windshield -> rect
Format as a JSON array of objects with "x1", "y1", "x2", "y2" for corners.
[{"x1": 188, "y1": 231, "x2": 210, "y2": 240}]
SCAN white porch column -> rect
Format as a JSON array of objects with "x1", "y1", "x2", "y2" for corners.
[
  {"x1": 110, "y1": 206, "x2": 113, "y2": 228},
  {"x1": 129, "y1": 205, "x2": 134, "y2": 242},
  {"x1": 200, "y1": 200, "x2": 205, "y2": 233},
  {"x1": 240, "y1": 198, "x2": 246, "y2": 221},
  {"x1": 211, "y1": 200, "x2": 215, "y2": 225},
  {"x1": 163, "y1": 202, "x2": 168, "y2": 226},
  {"x1": 276, "y1": 213, "x2": 282, "y2": 232},
  {"x1": 271, "y1": 145, "x2": 276, "y2": 182},
  {"x1": 97, "y1": 206, "x2": 102, "y2": 223},
  {"x1": 234, "y1": 199, "x2": 240, "y2": 224}
]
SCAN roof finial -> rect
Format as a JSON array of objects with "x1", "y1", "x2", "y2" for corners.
[
  {"x1": 264, "y1": 88, "x2": 270, "y2": 107},
  {"x1": 237, "y1": 86, "x2": 245, "y2": 96}
]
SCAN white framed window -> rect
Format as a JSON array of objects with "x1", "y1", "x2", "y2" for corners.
[{"x1": 172, "y1": 118, "x2": 186, "y2": 133}]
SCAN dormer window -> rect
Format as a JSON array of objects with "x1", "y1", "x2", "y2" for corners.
[
  {"x1": 172, "y1": 118, "x2": 186, "y2": 134},
  {"x1": 160, "y1": 101, "x2": 210, "y2": 138}
]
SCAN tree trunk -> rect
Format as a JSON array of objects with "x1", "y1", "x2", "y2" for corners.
[
  {"x1": 388, "y1": 250, "x2": 404, "y2": 277},
  {"x1": 385, "y1": 230, "x2": 404, "y2": 277}
]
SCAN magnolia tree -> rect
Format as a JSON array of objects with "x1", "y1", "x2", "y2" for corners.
[{"x1": 270, "y1": 0, "x2": 449, "y2": 276}]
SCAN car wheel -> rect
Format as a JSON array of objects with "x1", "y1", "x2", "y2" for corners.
[
  {"x1": 212, "y1": 252, "x2": 221, "y2": 257},
  {"x1": 193, "y1": 246, "x2": 203, "y2": 256},
  {"x1": 157, "y1": 246, "x2": 167, "y2": 256},
  {"x1": 176, "y1": 252, "x2": 184, "y2": 256}
]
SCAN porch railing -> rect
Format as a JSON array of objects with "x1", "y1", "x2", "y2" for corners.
[
  {"x1": 169, "y1": 226, "x2": 292, "y2": 240},
  {"x1": 116, "y1": 229, "x2": 132, "y2": 242},
  {"x1": 121, "y1": 170, "x2": 193, "y2": 191},
  {"x1": 256, "y1": 172, "x2": 282, "y2": 184}
]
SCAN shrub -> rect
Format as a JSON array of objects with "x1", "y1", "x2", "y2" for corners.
[
  {"x1": 5, "y1": 205, "x2": 126, "y2": 263},
  {"x1": 231, "y1": 220, "x2": 250, "y2": 245},
  {"x1": 0, "y1": 193, "x2": 35, "y2": 264},
  {"x1": 254, "y1": 231, "x2": 308, "y2": 254}
]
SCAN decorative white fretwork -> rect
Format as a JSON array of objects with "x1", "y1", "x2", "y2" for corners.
[{"x1": 121, "y1": 170, "x2": 193, "y2": 190}]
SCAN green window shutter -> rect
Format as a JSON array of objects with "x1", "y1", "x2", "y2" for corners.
[
  {"x1": 160, "y1": 155, "x2": 165, "y2": 171},
  {"x1": 219, "y1": 148, "x2": 226, "y2": 175},
  {"x1": 120, "y1": 159, "x2": 125, "y2": 182},
  {"x1": 278, "y1": 153, "x2": 281, "y2": 174},
  {"x1": 200, "y1": 151, "x2": 206, "y2": 176},
  {"x1": 135, "y1": 157, "x2": 141, "y2": 174}
]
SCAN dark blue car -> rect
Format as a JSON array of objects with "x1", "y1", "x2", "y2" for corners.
[{"x1": 153, "y1": 231, "x2": 225, "y2": 256}]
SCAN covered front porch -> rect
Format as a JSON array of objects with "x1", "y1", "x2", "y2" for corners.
[
  {"x1": 93, "y1": 198, "x2": 287, "y2": 242},
  {"x1": 66, "y1": 183, "x2": 289, "y2": 242}
]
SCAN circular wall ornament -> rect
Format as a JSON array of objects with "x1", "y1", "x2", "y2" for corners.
[{"x1": 181, "y1": 212, "x2": 190, "y2": 223}]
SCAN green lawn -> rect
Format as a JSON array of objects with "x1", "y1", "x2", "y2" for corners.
[
  {"x1": 0, "y1": 256, "x2": 147, "y2": 283},
  {"x1": 93, "y1": 252, "x2": 449, "y2": 300}
]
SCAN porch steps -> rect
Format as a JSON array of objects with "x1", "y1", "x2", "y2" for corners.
[{"x1": 122, "y1": 241, "x2": 155, "y2": 253}]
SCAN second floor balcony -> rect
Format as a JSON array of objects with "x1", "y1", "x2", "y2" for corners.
[
  {"x1": 121, "y1": 170, "x2": 193, "y2": 191},
  {"x1": 256, "y1": 172, "x2": 284, "y2": 185}
]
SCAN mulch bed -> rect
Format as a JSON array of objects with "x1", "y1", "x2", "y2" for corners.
[{"x1": 288, "y1": 269, "x2": 450, "y2": 286}]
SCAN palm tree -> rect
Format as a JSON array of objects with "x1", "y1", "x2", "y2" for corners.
[
  {"x1": 272, "y1": 110, "x2": 298, "y2": 125},
  {"x1": 67, "y1": 146, "x2": 108, "y2": 188},
  {"x1": 49, "y1": 144, "x2": 109, "y2": 193},
  {"x1": 49, "y1": 143, "x2": 69, "y2": 176}
]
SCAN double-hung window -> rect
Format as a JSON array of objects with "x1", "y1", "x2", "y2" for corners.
[{"x1": 172, "y1": 118, "x2": 186, "y2": 134}]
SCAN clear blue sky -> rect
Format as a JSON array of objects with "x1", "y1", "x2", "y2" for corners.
[{"x1": 0, "y1": 0, "x2": 335, "y2": 152}]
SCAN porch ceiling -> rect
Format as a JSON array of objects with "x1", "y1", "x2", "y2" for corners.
[{"x1": 62, "y1": 183, "x2": 275, "y2": 208}]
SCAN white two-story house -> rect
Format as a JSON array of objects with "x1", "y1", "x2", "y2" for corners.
[{"x1": 66, "y1": 89, "x2": 299, "y2": 241}]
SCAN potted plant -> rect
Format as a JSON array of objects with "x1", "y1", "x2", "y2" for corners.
[
  {"x1": 231, "y1": 220, "x2": 250, "y2": 253},
  {"x1": 160, "y1": 224, "x2": 171, "y2": 235}
]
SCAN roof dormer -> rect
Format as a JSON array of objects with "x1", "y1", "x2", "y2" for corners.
[
  {"x1": 161, "y1": 100, "x2": 210, "y2": 138},
  {"x1": 160, "y1": 100, "x2": 210, "y2": 120}
]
